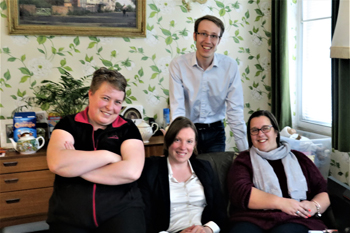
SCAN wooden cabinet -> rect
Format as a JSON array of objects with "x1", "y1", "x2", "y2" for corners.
[
  {"x1": 0, "y1": 150, "x2": 54, "y2": 228},
  {"x1": 144, "y1": 135, "x2": 164, "y2": 157}
]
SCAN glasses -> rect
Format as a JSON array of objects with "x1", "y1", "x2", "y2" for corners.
[
  {"x1": 195, "y1": 32, "x2": 221, "y2": 40},
  {"x1": 250, "y1": 125, "x2": 273, "y2": 135}
]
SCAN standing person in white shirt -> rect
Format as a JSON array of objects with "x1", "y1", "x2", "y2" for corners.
[
  {"x1": 139, "y1": 116, "x2": 228, "y2": 233},
  {"x1": 169, "y1": 15, "x2": 248, "y2": 153}
]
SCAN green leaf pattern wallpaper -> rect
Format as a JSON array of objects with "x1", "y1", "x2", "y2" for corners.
[{"x1": 0, "y1": 0, "x2": 272, "y2": 151}]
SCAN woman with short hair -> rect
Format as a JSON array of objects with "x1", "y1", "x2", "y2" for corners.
[{"x1": 47, "y1": 67, "x2": 145, "y2": 233}]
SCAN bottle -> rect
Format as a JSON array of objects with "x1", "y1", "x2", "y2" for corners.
[{"x1": 163, "y1": 108, "x2": 170, "y2": 129}]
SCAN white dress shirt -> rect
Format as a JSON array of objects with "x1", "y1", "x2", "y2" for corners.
[
  {"x1": 162, "y1": 158, "x2": 220, "y2": 233},
  {"x1": 169, "y1": 52, "x2": 248, "y2": 151}
]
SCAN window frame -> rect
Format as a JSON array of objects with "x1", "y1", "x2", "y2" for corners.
[{"x1": 295, "y1": 1, "x2": 332, "y2": 136}]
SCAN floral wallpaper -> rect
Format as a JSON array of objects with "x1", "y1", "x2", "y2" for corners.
[{"x1": 0, "y1": 0, "x2": 272, "y2": 151}]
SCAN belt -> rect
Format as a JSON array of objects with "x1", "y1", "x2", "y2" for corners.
[{"x1": 194, "y1": 120, "x2": 222, "y2": 128}]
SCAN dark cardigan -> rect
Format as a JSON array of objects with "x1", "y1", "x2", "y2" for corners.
[{"x1": 227, "y1": 149, "x2": 327, "y2": 230}]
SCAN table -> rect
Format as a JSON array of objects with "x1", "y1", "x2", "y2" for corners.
[{"x1": 144, "y1": 135, "x2": 164, "y2": 157}]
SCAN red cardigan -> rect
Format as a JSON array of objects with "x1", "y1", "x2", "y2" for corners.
[{"x1": 227, "y1": 150, "x2": 327, "y2": 230}]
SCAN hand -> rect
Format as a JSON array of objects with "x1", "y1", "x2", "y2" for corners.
[
  {"x1": 160, "y1": 128, "x2": 166, "y2": 136},
  {"x1": 180, "y1": 225, "x2": 212, "y2": 233},
  {"x1": 64, "y1": 141, "x2": 121, "y2": 163},
  {"x1": 64, "y1": 141, "x2": 75, "y2": 150},
  {"x1": 180, "y1": 225, "x2": 195, "y2": 233},
  {"x1": 279, "y1": 198, "x2": 310, "y2": 218},
  {"x1": 105, "y1": 150, "x2": 122, "y2": 163},
  {"x1": 300, "y1": 200, "x2": 317, "y2": 216}
]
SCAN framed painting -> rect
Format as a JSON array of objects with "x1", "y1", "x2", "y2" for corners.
[
  {"x1": 0, "y1": 119, "x2": 14, "y2": 149},
  {"x1": 7, "y1": 0, "x2": 146, "y2": 37}
]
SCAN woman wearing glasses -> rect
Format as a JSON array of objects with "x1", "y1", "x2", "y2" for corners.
[{"x1": 227, "y1": 110, "x2": 330, "y2": 233}]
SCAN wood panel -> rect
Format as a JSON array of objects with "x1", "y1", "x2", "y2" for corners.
[
  {"x1": 0, "y1": 187, "x2": 53, "y2": 220},
  {"x1": 0, "y1": 170, "x2": 55, "y2": 192},
  {"x1": 0, "y1": 150, "x2": 53, "y2": 228},
  {"x1": 144, "y1": 135, "x2": 164, "y2": 157},
  {"x1": 0, "y1": 153, "x2": 48, "y2": 174}
]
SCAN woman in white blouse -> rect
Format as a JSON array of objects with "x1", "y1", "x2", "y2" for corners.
[{"x1": 139, "y1": 116, "x2": 228, "y2": 233}]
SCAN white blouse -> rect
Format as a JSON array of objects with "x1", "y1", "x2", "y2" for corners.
[{"x1": 163, "y1": 158, "x2": 220, "y2": 233}]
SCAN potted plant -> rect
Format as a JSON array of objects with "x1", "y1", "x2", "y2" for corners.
[{"x1": 25, "y1": 71, "x2": 91, "y2": 117}]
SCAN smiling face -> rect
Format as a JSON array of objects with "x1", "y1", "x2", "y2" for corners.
[
  {"x1": 250, "y1": 116, "x2": 278, "y2": 152},
  {"x1": 168, "y1": 127, "x2": 196, "y2": 165},
  {"x1": 193, "y1": 19, "x2": 221, "y2": 66},
  {"x1": 88, "y1": 81, "x2": 124, "y2": 130}
]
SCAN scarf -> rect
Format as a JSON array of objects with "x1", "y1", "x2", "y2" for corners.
[{"x1": 250, "y1": 142, "x2": 308, "y2": 201}]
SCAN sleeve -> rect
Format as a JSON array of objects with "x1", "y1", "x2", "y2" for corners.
[
  {"x1": 227, "y1": 151, "x2": 254, "y2": 210},
  {"x1": 204, "y1": 221, "x2": 220, "y2": 233},
  {"x1": 169, "y1": 58, "x2": 186, "y2": 121},
  {"x1": 225, "y1": 60, "x2": 248, "y2": 152},
  {"x1": 121, "y1": 119, "x2": 143, "y2": 142},
  {"x1": 54, "y1": 115, "x2": 74, "y2": 134},
  {"x1": 138, "y1": 158, "x2": 159, "y2": 233}
]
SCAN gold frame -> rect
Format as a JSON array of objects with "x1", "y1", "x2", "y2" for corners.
[{"x1": 7, "y1": 0, "x2": 146, "y2": 37}]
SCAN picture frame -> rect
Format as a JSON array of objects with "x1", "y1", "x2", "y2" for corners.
[
  {"x1": 7, "y1": 0, "x2": 146, "y2": 37},
  {"x1": 0, "y1": 119, "x2": 14, "y2": 149}
]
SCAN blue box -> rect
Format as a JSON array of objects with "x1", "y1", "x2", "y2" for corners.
[{"x1": 13, "y1": 112, "x2": 37, "y2": 142}]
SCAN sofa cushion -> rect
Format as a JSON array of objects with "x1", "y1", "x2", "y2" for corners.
[{"x1": 197, "y1": 151, "x2": 236, "y2": 198}]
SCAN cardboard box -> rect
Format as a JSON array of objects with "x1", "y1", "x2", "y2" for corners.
[
  {"x1": 13, "y1": 112, "x2": 37, "y2": 142},
  {"x1": 281, "y1": 130, "x2": 331, "y2": 179}
]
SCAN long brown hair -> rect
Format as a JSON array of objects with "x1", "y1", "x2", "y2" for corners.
[{"x1": 163, "y1": 116, "x2": 198, "y2": 158}]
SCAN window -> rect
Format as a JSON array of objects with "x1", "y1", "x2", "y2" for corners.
[{"x1": 296, "y1": 0, "x2": 332, "y2": 135}]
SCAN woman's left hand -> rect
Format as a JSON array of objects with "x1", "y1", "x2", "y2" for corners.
[
  {"x1": 279, "y1": 198, "x2": 310, "y2": 218},
  {"x1": 300, "y1": 200, "x2": 317, "y2": 217}
]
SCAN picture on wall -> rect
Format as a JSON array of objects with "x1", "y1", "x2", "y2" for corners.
[
  {"x1": 7, "y1": 0, "x2": 146, "y2": 37},
  {"x1": 0, "y1": 119, "x2": 14, "y2": 149}
]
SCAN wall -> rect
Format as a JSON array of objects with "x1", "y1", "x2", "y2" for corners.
[{"x1": 0, "y1": 0, "x2": 272, "y2": 151}]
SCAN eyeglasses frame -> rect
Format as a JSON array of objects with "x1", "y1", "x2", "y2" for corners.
[
  {"x1": 250, "y1": 125, "x2": 273, "y2": 135},
  {"x1": 195, "y1": 32, "x2": 222, "y2": 40}
]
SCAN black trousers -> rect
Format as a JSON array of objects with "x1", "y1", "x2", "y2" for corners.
[
  {"x1": 49, "y1": 207, "x2": 145, "y2": 233},
  {"x1": 195, "y1": 121, "x2": 226, "y2": 154},
  {"x1": 229, "y1": 221, "x2": 309, "y2": 233}
]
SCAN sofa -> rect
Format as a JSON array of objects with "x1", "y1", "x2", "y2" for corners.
[{"x1": 196, "y1": 151, "x2": 338, "y2": 230}]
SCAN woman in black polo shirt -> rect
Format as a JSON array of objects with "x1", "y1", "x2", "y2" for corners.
[{"x1": 46, "y1": 67, "x2": 145, "y2": 233}]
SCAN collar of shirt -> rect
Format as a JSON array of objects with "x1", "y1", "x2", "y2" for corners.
[
  {"x1": 191, "y1": 52, "x2": 219, "y2": 70},
  {"x1": 167, "y1": 157, "x2": 195, "y2": 183}
]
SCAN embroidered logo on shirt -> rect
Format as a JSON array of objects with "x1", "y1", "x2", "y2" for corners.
[{"x1": 108, "y1": 135, "x2": 119, "y2": 139}]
